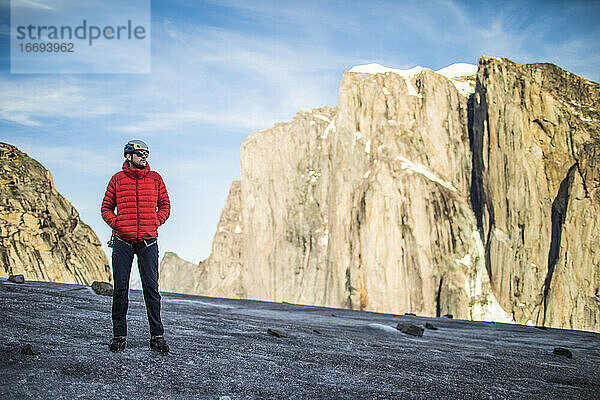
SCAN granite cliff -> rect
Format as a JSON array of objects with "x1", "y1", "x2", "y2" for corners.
[
  {"x1": 0, "y1": 142, "x2": 111, "y2": 284},
  {"x1": 160, "y1": 57, "x2": 599, "y2": 332},
  {"x1": 471, "y1": 58, "x2": 600, "y2": 331}
]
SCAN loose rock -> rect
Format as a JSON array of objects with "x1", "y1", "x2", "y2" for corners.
[
  {"x1": 8, "y1": 274, "x2": 25, "y2": 284},
  {"x1": 404, "y1": 313, "x2": 416, "y2": 316},
  {"x1": 21, "y1": 344, "x2": 34, "y2": 355},
  {"x1": 396, "y1": 323, "x2": 424, "y2": 337},
  {"x1": 267, "y1": 329, "x2": 289, "y2": 338},
  {"x1": 553, "y1": 347, "x2": 573, "y2": 358},
  {"x1": 443, "y1": 314, "x2": 454, "y2": 319},
  {"x1": 425, "y1": 322, "x2": 438, "y2": 330},
  {"x1": 313, "y1": 329, "x2": 321, "y2": 334},
  {"x1": 91, "y1": 281, "x2": 114, "y2": 296}
]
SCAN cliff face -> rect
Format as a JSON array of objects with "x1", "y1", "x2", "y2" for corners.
[
  {"x1": 159, "y1": 181, "x2": 244, "y2": 298},
  {"x1": 237, "y1": 67, "x2": 510, "y2": 322},
  {"x1": 160, "y1": 57, "x2": 599, "y2": 331},
  {"x1": 240, "y1": 106, "x2": 337, "y2": 307},
  {"x1": 0, "y1": 142, "x2": 111, "y2": 284},
  {"x1": 324, "y1": 69, "x2": 484, "y2": 319},
  {"x1": 161, "y1": 63, "x2": 511, "y2": 323},
  {"x1": 471, "y1": 57, "x2": 600, "y2": 331}
]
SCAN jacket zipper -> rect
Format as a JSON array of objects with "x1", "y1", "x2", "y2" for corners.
[{"x1": 135, "y1": 171, "x2": 140, "y2": 241}]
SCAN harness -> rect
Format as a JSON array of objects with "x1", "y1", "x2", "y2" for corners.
[{"x1": 107, "y1": 234, "x2": 157, "y2": 249}]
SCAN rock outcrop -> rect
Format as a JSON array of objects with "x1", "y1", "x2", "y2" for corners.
[
  {"x1": 161, "y1": 63, "x2": 512, "y2": 324},
  {"x1": 0, "y1": 142, "x2": 111, "y2": 284},
  {"x1": 471, "y1": 57, "x2": 600, "y2": 331},
  {"x1": 161, "y1": 57, "x2": 599, "y2": 332},
  {"x1": 159, "y1": 181, "x2": 244, "y2": 298},
  {"x1": 159, "y1": 252, "x2": 202, "y2": 294},
  {"x1": 236, "y1": 69, "x2": 508, "y2": 322}
]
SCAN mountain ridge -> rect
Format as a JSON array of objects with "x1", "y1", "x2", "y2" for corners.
[{"x1": 160, "y1": 56, "x2": 599, "y2": 332}]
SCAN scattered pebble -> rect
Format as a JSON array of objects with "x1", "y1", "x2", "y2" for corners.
[
  {"x1": 396, "y1": 323, "x2": 424, "y2": 337},
  {"x1": 267, "y1": 329, "x2": 289, "y2": 338},
  {"x1": 9, "y1": 275, "x2": 25, "y2": 284},
  {"x1": 91, "y1": 281, "x2": 114, "y2": 296},
  {"x1": 424, "y1": 322, "x2": 438, "y2": 330},
  {"x1": 21, "y1": 344, "x2": 34, "y2": 355},
  {"x1": 553, "y1": 347, "x2": 573, "y2": 358}
]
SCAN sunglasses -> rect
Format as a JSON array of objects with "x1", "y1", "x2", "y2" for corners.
[{"x1": 134, "y1": 150, "x2": 149, "y2": 158}]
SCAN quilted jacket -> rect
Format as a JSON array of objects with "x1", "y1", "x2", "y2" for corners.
[{"x1": 101, "y1": 161, "x2": 170, "y2": 242}]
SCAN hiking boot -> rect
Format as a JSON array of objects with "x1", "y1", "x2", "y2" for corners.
[
  {"x1": 109, "y1": 336, "x2": 126, "y2": 352},
  {"x1": 150, "y1": 335, "x2": 169, "y2": 353}
]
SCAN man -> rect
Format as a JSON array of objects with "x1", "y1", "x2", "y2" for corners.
[{"x1": 101, "y1": 139, "x2": 171, "y2": 353}]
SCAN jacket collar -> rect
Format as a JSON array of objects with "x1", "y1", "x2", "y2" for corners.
[{"x1": 122, "y1": 160, "x2": 150, "y2": 179}]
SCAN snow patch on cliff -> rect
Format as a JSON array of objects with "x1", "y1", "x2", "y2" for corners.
[
  {"x1": 321, "y1": 120, "x2": 336, "y2": 139},
  {"x1": 349, "y1": 62, "x2": 477, "y2": 97},
  {"x1": 435, "y1": 63, "x2": 477, "y2": 96},
  {"x1": 463, "y1": 230, "x2": 514, "y2": 324},
  {"x1": 349, "y1": 64, "x2": 424, "y2": 98},
  {"x1": 314, "y1": 114, "x2": 331, "y2": 123},
  {"x1": 319, "y1": 229, "x2": 328, "y2": 247},
  {"x1": 436, "y1": 63, "x2": 477, "y2": 79},
  {"x1": 395, "y1": 156, "x2": 457, "y2": 192},
  {"x1": 349, "y1": 63, "x2": 424, "y2": 76}
]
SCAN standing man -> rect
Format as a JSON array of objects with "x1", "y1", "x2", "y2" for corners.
[{"x1": 101, "y1": 139, "x2": 171, "y2": 353}]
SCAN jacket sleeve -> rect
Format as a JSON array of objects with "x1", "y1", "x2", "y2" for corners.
[
  {"x1": 156, "y1": 175, "x2": 171, "y2": 225},
  {"x1": 101, "y1": 176, "x2": 118, "y2": 229}
]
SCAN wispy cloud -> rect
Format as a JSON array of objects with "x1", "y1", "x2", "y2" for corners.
[
  {"x1": 0, "y1": 111, "x2": 41, "y2": 126},
  {"x1": 10, "y1": 0, "x2": 56, "y2": 10},
  {"x1": 0, "y1": 78, "x2": 120, "y2": 125},
  {"x1": 4, "y1": 0, "x2": 599, "y2": 134},
  {"x1": 13, "y1": 141, "x2": 119, "y2": 177},
  {"x1": 3, "y1": 0, "x2": 599, "y2": 263},
  {"x1": 1, "y1": 22, "x2": 345, "y2": 135},
  {"x1": 117, "y1": 108, "x2": 277, "y2": 134}
]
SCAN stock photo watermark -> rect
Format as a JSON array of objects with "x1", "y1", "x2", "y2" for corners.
[{"x1": 10, "y1": 0, "x2": 151, "y2": 73}]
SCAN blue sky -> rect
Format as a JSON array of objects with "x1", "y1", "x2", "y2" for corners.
[{"x1": 1, "y1": 0, "x2": 599, "y2": 264}]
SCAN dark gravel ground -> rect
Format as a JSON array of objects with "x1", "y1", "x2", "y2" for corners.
[{"x1": 1, "y1": 278, "x2": 599, "y2": 400}]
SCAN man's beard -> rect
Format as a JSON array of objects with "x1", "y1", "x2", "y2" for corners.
[{"x1": 130, "y1": 159, "x2": 147, "y2": 170}]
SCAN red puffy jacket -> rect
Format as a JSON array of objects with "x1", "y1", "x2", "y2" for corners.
[{"x1": 101, "y1": 161, "x2": 170, "y2": 242}]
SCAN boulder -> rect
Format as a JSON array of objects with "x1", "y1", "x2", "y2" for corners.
[
  {"x1": 8, "y1": 274, "x2": 25, "y2": 284},
  {"x1": 425, "y1": 322, "x2": 438, "y2": 330},
  {"x1": 553, "y1": 347, "x2": 573, "y2": 358},
  {"x1": 20, "y1": 344, "x2": 34, "y2": 355},
  {"x1": 91, "y1": 281, "x2": 113, "y2": 296},
  {"x1": 396, "y1": 323, "x2": 424, "y2": 337},
  {"x1": 267, "y1": 329, "x2": 289, "y2": 338}
]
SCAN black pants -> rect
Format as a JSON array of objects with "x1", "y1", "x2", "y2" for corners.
[{"x1": 111, "y1": 236, "x2": 164, "y2": 337}]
